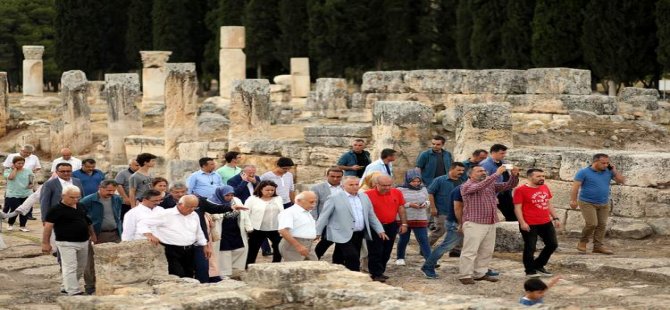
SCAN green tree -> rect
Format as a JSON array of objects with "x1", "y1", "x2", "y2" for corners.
[
  {"x1": 153, "y1": 0, "x2": 209, "y2": 67},
  {"x1": 415, "y1": 0, "x2": 459, "y2": 69},
  {"x1": 244, "y1": 0, "x2": 280, "y2": 78},
  {"x1": 531, "y1": 0, "x2": 584, "y2": 68},
  {"x1": 501, "y1": 0, "x2": 535, "y2": 69},
  {"x1": 469, "y1": 0, "x2": 506, "y2": 69},
  {"x1": 202, "y1": 0, "x2": 246, "y2": 85},
  {"x1": 657, "y1": 0, "x2": 670, "y2": 74},
  {"x1": 0, "y1": 1, "x2": 23, "y2": 88},
  {"x1": 125, "y1": 0, "x2": 154, "y2": 67},
  {"x1": 275, "y1": 0, "x2": 309, "y2": 71},
  {"x1": 55, "y1": 0, "x2": 102, "y2": 76},
  {"x1": 456, "y1": 0, "x2": 473, "y2": 68},
  {"x1": 381, "y1": 0, "x2": 418, "y2": 70},
  {"x1": 582, "y1": 0, "x2": 659, "y2": 87}
]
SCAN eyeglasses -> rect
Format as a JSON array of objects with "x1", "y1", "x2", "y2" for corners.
[{"x1": 57, "y1": 170, "x2": 73, "y2": 173}]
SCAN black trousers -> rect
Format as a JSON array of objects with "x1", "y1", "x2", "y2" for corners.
[
  {"x1": 247, "y1": 230, "x2": 282, "y2": 265},
  {"x1": 334, "y1": 231, "x2": 365, "y2": 271},
  {"x1": 497, "y1": 191, "x2": 517, "y2": 221},
  {"x1": 3, "y1": 197, "x2": 28, "y2": 226},
  {"x1": 315, "y1": 227, "x2": 341, "y2": 262},
  {"x1": 367, "y1": 223, "x2": 398, "y2": 277},
  {"x1": 520, "y1": 221, "x2": 558, "y2": 274},
  {"x1": 163, "y1": 244, "x2": 196, "y2": 278},
  {"x1": 120, "y1": 204, "x2": 131, "y2": 222}
]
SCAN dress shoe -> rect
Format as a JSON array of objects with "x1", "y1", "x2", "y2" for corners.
[
  {"x1": 371, "y1": 275, "x2": 386, "y2": 282},
  {"x1": 593, "y1": 246, "x2": 614, "y2": 255},
  {"x1": 474, "y1": 275, "x2": 499, "y2": 282},
  {"x1": 576, "y1": 242, "x2": 587, "y2": 253},
  {"x1": 459, "y1": 277, "x2": 475, "y2": 285}
]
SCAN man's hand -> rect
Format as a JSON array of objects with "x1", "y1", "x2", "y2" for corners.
[
  {"x1": 519, "y1": 222, "x2": 530, "y2": 232},
  {"x1": 352, "y1": 165, "x2": 362, "y2": 171},
  {"x1": 378, "y1": 232, "x2": 389, "y2": 240},
  {"x1": 457, "y1": 224, "x2": 463, "y2": 234},
  {"x1": 90, "y1": 234, "x2": 98, "y2": 244},
  {"x1": 314, "y1": 235, "x2": 321, "y2": 242},
  {"x1": 609, "y1": 163, "x2": 618, "y2": 172},
  {"x1": 569, "y1": 201, "x2": 578, "y2": 209},
  {"x1": 409, "y1": 203, "x2": 421, "y2": 209},
  {"x1": 399, "y1": 225, "x2": 408, "y2": 234},
  {"x1": 430, "y1": 208, "x2": 437, "y2": 217},
  {"x1": 495, "y1": 165, "x2": 506, "y2": 175},
  {"x1": 145, "y1": 233, "x2": 160, "y2": 245},
  {"x1": 553, "y1": 219, "x2": 561, "y2": 229},
  {"x1": 297, "y1": 244, "x2": 309, "y2": 257},
  {"x1": 204, "y1": 245, "x2": 212, "y2": 259},
  {"x1": 122, "y1": 197, "x2": 130, "y2": 204},
  {"x1": 41, "y1": 243, "x2": 52, "y2": 254},
  {"x1": 511, "y1": 167, "x2": 520, "y2": 176}
]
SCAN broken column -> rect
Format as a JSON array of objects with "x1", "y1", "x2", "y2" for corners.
[
  {"x1": 140, "y1": 51, "x2": 172, "y2": 107},
  {"x1": 228, "y1": 79, "x2": 271, "y2": 149},
  {"x1": 372, "y1": 101, "x2": 433, "y2": 183},
  {"x1": 164, "y1": 63, "x2": 198, "y2": 160},
  {"x1": 105, "y1": 73, "x2": 142, "y2": 165},
  {"x1": 50, "y1": 70, "x2": 92, "y2": 156},
  {"x1": 453, "y1": 102, "x2": 513, "y2": 160},
  {"x1": 219, "y1": 26, "x2": 246, "y2": 98},
  {"x1": 290, "y1": 57, "x2": 310, "y2": 98},
  {"x1": 22, "y1": 45, "x2": 44, "y2": 97},
  {"x1": 0, "y1": 72, "x2": 8, "y2": 137},
  {"x1": 310, "y1": 78, "x2": 348, "y2": 118}
]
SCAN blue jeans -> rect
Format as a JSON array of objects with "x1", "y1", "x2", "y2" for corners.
[
  {"x1": 423, "y1": 220, "x2": 462, "y2": 269},
  {"x1": 396, "y1": 227, "x2": 431, "y2": 260}
]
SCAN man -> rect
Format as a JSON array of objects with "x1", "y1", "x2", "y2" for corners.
[
  {"x1": 161, "y1": 182, "x2": 188, "y2": 209},
  {"x1": 570, "y1": 153, "x2": 625, "y2": 255},
  {"x1": 228, "y1": 165, "x2": 261, "y2": 203},
  {"x1": 139, "y1": 195, "x2": 208, "y2": 278},
  {"x1": 115, "y1": 159, "x2": 139, "y2": 220},
  {"x1": 121, "y1": 190, "x2": 165, "y2": 241},
  {"x1": 5, "y1": 144, "x2": 42, "y2": 220},
  {"x1": 41, "y1": 185, "x2": 96, "y2": 296},
  {"x1": 40, "y1": 163, "x2": 85, "y2": 221},
  {"x1": 458, "y1": 165, "x2": 519, "y2": 285},
  {"x1": 79, "y1": 180, "x2": 123, "y2": 295},
  {"x1": 216, "y1": 151, "x2": 242, "y2": 184},
  {"x1": 260, "y1": 157, "x2": 296, "y2": 209},
  {"x1": 416, "y1": 135, "x2": 453, "y2": 186},
  {"x1": 337, "y1": 139, "x2": 371, "y2": 178},
  {"x1": 461, "y1": 149, "x2": 489, "y2": 181},
  {"x1": 311, "y1": 167, "x2": 344, "y2": 259},
  {"x1": 315, "y1": 176, "x2": 387, "y2": 273},
  {"x1": 365, "y1": 175, "x2": 407, "y2": 282},
  {"x1": 278, "y1": 191, "x2": 319, "y2": 261},
  {"x1": 360, "y1": 149, "x2": 397, "y2": 182},
  {"x1": 72, "y1": 159, "x2": 105, "y2": 197},
  {"x1": 129, "y1": 153, "x2": 157, "y2": 207},
  {"x1": 513, "y1": 169, "x2": 560, "y2": 278},
  {"x1": 187, "y1": 157, "x2": 224, "y2": 198},
  {"x1": 50, "y1": 148, "x2": 82, "y2": 173},
  {"x1": 427, "y1": 163, "x2": 465, "y2": 246},
  {"x1": 479, "y1": 144, "x2": 516, "y2": 221}
]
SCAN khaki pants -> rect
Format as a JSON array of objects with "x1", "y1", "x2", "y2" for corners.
[
  {"x1": 279, "y1": 238, "x2": 317, "y2": 261},
  {"x1": 458, "y1": 221, "x2": 496, "y2": 279},
  {"x1": 218, "y1": 247, "x2": 247, "y2": 277},
  {"x1": 56, "y1": 241, "x2": 89, "y2": 295},
  {"x1": 429, "y1": 215, "x2": 446, "y2": 246},
  {"x1": 85, "y1": 231, "x2": 121, "y2": 292},
  {"x1": 579, "y1": 201, "x2": 610, "y2": 247}
]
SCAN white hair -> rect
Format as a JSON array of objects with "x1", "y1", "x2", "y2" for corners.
[
  {"x1": 62, "y1": 184, "x2": 81, "y2": 195},
  {"x1": 295, "y1": 191, "x2": 315, "y2": 201}
]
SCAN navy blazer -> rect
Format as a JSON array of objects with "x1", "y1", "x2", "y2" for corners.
[{"x1": 227, "y1": 173, "x2": 261, "y2": 203}]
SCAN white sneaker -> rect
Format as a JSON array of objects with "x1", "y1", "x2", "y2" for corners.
[
  {"x1": 19, "y1": 227, "x2": 30, "y2": 232},
  {"x1": 395, "y1": 259, "x2": 406, "y2": 266},
  {"x1": 7, "y1": 225, "x2": 13, "y2": 231}
]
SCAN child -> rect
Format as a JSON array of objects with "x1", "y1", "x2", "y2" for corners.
[{"x1": 520, "y1": 276, "x2": 561, "y2": 306}]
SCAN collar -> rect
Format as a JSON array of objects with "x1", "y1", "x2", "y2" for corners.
[
  {"x1": 127, "y1": 168, "x2": 135, "y2": 174},
  {"x1": 346, "y1": 192, "x2": 359, "y2": 198},
  {"x1": 430, "y1": 148, "x2": 444, "y2": 154},
  {"x1": 58, "y1": 177, "x2": 72, "y2": 183},
  {"x1": 199, "y1": 170, "x2": 215, "y2": 175},
  {"x1": 373, "y1": 189, "x2": 391, "y2": 196}
]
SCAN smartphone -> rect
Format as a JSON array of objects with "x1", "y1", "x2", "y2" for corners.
[{"x1": 607, "y1": 164, "x2": 613, "y2": 170}]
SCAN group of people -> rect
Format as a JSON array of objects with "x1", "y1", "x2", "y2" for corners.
[{"x1": 0, "y1": 138, "x2": 625, "y2": 306}]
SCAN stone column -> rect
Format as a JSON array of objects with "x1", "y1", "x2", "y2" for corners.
[
  {"x1": 22, "y1": 45, "x2": 44, "y2": 97},
  {"x1": 372, "y1": 101, "x2": 433, "y2": 184},
  {"x1": 140, "y1": 51, "x2": 172, "y2": 107},
  {"x1": 50, "y1": 70, "x2": 92, "y2": 156},
  {"x1": 0, "y1": 72, "x2": 8, "y2": 137},
  {"x1": 228, "y1": 79, "x2": 271, "y2": 149},
  {"x1": 453, "y1": 102, "x2": 513, "y2": 160},
  {"x1": 219, "y1": 26, "x2": 246, "y2": 98},
  {"x1": 105, "y1": 74, "x2": 142, "y2": 165},
  {"x1": 290, "y1": 57, "x2": 310, "y2": 98},
  {"x1": 164, "y1": 63, "x2": 198, "y2": 160},
  {"x1": 312, "y1": 78, "x2": 348, "y2": 118}
]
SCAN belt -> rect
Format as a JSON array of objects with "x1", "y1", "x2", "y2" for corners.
[
  {"x1": 100, "y1": 229, "x2": 117, "y2": 233},
  {"x1": 160, "y1": 242, "x2": 195, "y2": 250}
]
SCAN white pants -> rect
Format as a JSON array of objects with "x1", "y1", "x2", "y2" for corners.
[
  {"x1": 458, "y1": 222, "x2": 496, "y2": 279},
  {"x1": 56, "y1": 241, "x2": 89, "y2": 295},
  {"x1": 218, "y1": 248, "x2": 246, "y2": 277}
]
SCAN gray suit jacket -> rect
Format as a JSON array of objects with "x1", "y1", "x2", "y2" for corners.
[
  {"x1": 310, "y1": 182, "x2": 335, "y2": 220},
  {"x1": 40, "y1": 177, "x2": 84, "y2": 221},
  {"x1": 315, "y1": 191, "x2": 384, "y2": 243}
]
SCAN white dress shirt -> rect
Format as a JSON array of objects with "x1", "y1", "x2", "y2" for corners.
[
  {"x1": 3, "y1": 153, "x2": 41, "y2": 170},
  {"x1": 347, "y1": 193, "x2": 365, "y2": 231},
  {"x1": 329, "y1": 184, "x2": 343, "y2": 196},
  {"x1": 51, "y1": 157, "x2": 82, "y2": 172},
  {"x1": 137, "y1": 207, "x2": 207, "y2": 246},
  {"x1": 121, "y1": 204, "x2": 164, "y2": 241},
  {"x1": 278, "y1": 205, "x2": 317, "y2": 239},
  {"x1": 58, "y1": 177, "x2": 73, "y2": 189}
]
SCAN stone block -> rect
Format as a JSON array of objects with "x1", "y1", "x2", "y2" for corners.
[
  {"x1": 525, "y1": 68, "x2": 591, "y2": 95},
  {"x1": 506, "y1": 95, "x2": 569, "y2": 114},
  {"x1": 312, "y1": 78, "x2": 348, "y2": 118},
  {"x1": 290, "y1": 57, "x2": 310, "y2": 76},
  {"x1": 609, "y1": 185, "x2": 659, "y2": 218},
  {"x1": 404, "y1": 69, "x2": 471, "y2": 94},
  {"x1": 140, "y1": 51, "x2": 171, "y2": 103},
  {"x1": 561, "y1": 95, "x2": 617, "y2": 115},
  {"x1": 105, "y1": 73, "x2": 142, "y2": 165},
  {"x1": 0, "y1": 72, "x2": 7, "y2": 137},
  {"x1": 361, "y1": 71, "x2": 408, "y2": 93},
  {"x1": 94, "y1": 240, "x2": 168, "y2": 295},
  {"x1": 228, "y1": 79, "x2": 270, "y2": 149},
  {"x1": 244, "y1": 261, "x2": 345, "y2": 288},
  {"x1": 453, "y1": 102, "x2": 513, "y2": 160},
  {"x1": 618, "y1": 87, "x2": 659, "y2": 108},
  {"x1": 219, "y1": 49, "x2": 246, "y2": 99},
  {"x1": 198, "y1": 112, "x2": 229, "y2": 134},
  {"x1": 292, "y1": 75, "x2": 310, "y2": 98},
  {"x1": 177, "y1": 142, "x2": 210, "y2": 161},
  {"x1": 166, "y1": 159, "x2": 198, "y2": 184},
  {"x1": 51, "y1": 70, "x2": 92, "y2": 156},
  {"x1": 564, "y1": 209, "x2": 585, "y2": 237},
  {"x1": 646, "y1": 218, "x2": 670, "y2": 235},
  {"x1": 507, "y1": 148, "x2": 562, "y2": 179},
  {"x1": 124, "y1": 135, "x2": 165, "y2": 161},
  {"x1": 461, "y1": 70, "x2": 526, "y2": 94},
  {"x1": 22, "y1": 45, "x2": 44, "y2": 97},
  {"x1": 558, "y1": 150, "x2": 594, "y2": 182},
  {"x1": 164, "y1": 63, "x2": 199, "y2": 160},
  {"x1": 608, "y1": 217, "x2": 653, "y2": 239},
  {"x1": 494, "y1": 221, "x2": 523, "y2": 252},
  {"x1": 542, "y1": 180, "x2": 573, "y2": 209},
  {"x1": 304, "y1": 125, "x2": 372, "y2": 138},
  {"x1": 220, "y1": 26, "x2": 245, "y2": 49},
  {"x1": 308, "y1": 146, "x2": 350, "y2": 166}
]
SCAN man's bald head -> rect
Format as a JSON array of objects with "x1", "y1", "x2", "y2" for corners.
[
  {"x1": 61, "y1": 148, "x2": 72, "y2": 159},
  {"x1": 295, "y1": 191, "x2": 317, "y2": 211},
  {"x1": 374, "y1": 175, "x2": 394, "y2": 194},
  {"x1": 129, "y1": 159, "x2": 140, "y2": 171},
  {"x1": 177, "y1": 195, "x2": 200, "y2": 215}
]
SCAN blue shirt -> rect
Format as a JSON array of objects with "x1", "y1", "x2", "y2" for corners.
[
  {"x1": 519, "y1": 297, "x2": 543, "y2": 306},
  {"x1": 416, "y1": 148, "x2": 452, "y2": 186},
  {"x1": 460, "y1": 159, "x2": 477, "y2": 182},
  {"x1": 479, "y1": 157, "x2": 506, "y2": 183},
  {"x1": 72, "y1": 169, "x2": 105, "y2": 197},
  {"x1": 427, "y1": 175, "x2": 462, "y2": 218},
  {"x1": 337, "y1": 150, "x2": 371, "y2": 177},
  {"x1": 449, "y1": 185, "x2": 463, "y2": 222},
  {"x1": 361, "y1": 159, "x2": 393, "y2": 182},
  {"x1": 187, "y1": 170, "x2": 224, "y2": 198},
  {"x1": 574, "y1": 167, "x2": 614, "y2": 204}
]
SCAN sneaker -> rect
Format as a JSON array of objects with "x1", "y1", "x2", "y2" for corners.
[
  {"x1": 7, "y1": 225, "x2": 13, "y2": 231},
  {"x1": 395, "y1": 259, "x2": 406, "y2": 266},
  {"x1": 535, "y1": 267, "x2": 553, "y2": 277},
  {"x1": 459, "y1": 277, "x2": 475, "y2": 285},
  {"x1": 421, "y1": 266, "x2": 439, "y2": 279},
  {"x1": 371, "y1": 275, "x2": 386, "y2": 283},
  {"x1": 19, "y1": 227, "x2": 30, "y2": 232},
  {"x1": 448, "y1": 250, "x2": 461, "y2": 257},
  {"x1": 485, "y1": 269, "x2": 500, "y2": 277},
  {"x1": 474, "y1": 275, "x2": 499, "y2": 282},
  {"x1": 525, "y1": 272, "x2": 541, "y2": 278},
  {"x1": 577, "y1": 241, "x2": 587, "y2": 253},
  {"x1": 593, "y1": 246, "x2": 614, "y2": 255},
  {"x1": 27, "y1": 216, "x2": 37, "y2": 220}
]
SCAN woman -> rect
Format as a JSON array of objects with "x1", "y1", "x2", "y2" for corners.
[
  {"x1": 245, "y1": 180, "x2": 284, "y2": 264},
  {"x1": 207, "y1": 185, "x2": 251, "y2": 279},
  {"x1": 360, "y1": 171, "x2": 382, "y2": 192},
  {"x1": 395, "y1": 168, "x2": 431, "y2": 266},
  {"x1": 151, "y1": 177, "x2": 169, "y2": 199},
  {"x1": 3, "y1": 156, "x2": 34, "y2": 232}
]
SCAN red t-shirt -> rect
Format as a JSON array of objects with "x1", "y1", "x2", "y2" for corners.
[
  {"x1": 512, "y1": 184, "x2": 553, "y2": 225},
  {"x1": 365, "y1": 188, "x2": 405, "y2": 224}
]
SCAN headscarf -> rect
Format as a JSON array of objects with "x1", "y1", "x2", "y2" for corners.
[
  {"x1": 208, "y1": 185, "x2": 235, "y2": 206},
  {"x1": 401, "y1": 168, "x2": 423, "y2": 190}
]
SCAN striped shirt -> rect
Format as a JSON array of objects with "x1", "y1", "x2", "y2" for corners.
[{"x1": 461, "y1": 173, "x2": 519, "y2": 224}]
